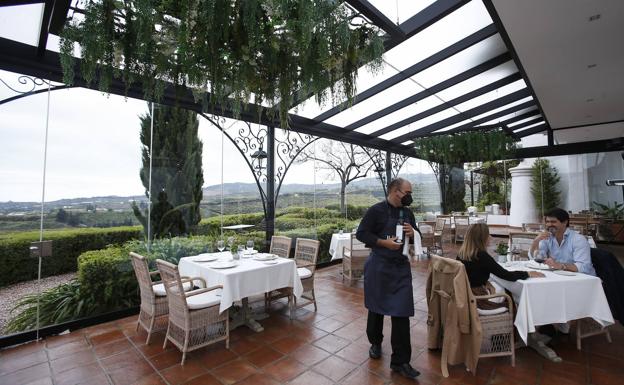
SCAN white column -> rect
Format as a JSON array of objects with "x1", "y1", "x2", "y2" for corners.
[{"x1": 509, "y1": 159, "x2": 538, "y2": 227}]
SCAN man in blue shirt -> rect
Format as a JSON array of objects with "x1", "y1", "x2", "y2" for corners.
[{"x1": 529, "y1": 208, "x2": 596, "y2": 275}]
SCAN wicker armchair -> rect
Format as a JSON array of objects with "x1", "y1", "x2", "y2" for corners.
[
  {"x1": 130, "y1": 252, "x2": 192, "y2": 344},
  {"x1": 454, "y1": 216, "x2": 470, "y2": 243},
  {"x1": 434, "y1": 218, "x2": 453, "y2": 255},
  {"x1": 342, "y1": 233, "x2": 370, "y2": 284},
  {"x1": 418, "y1": 222, "x2": 436, "y2": 256},
  {"x1": 267, "y1": 238, "x2": 320, "y2": 319},
  {"x1": 428, "y1": 255, "x2": 514, "y2": 377},
  {"x1": 269, "y1": 235, "x2": 292, "y2": 258},
  {"x1": 156, "y1": 259, "x2": 229, "y2": 365}
]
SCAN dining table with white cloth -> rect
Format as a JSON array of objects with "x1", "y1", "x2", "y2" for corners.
[
  {"x1": 329, "y1": 232, "x2": 352, "y2": 261},
  {"x1": 490, "y1": 260, "x2": 614, "y2": 349},
  {"x1": 179, "y1": 251, "x2": 304, "y2": 331}
]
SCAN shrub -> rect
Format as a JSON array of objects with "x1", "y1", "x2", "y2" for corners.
[
  {"x1": 195, "y1": 213, "x2": 265, "y2": 234},
  {"x1": 0, "y1": 226, "x2": 142, "y2": 288}
]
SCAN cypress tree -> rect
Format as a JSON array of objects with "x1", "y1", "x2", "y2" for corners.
[
  {"x1": 133, "y1": 104, "x2": 204, "y2": 238},
  {"x1": 531, "y1": 159, "x2": 561, "y2": 218}
]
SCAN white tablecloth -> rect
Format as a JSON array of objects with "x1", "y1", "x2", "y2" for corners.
[
  {"x1": 179, "y1": 252, "x2": 304, "y2": 313},
  {"x1": 491, "y1": 261, "x2": 614, "y2": 343},
  {"x1": 329, "y1": 233, "x2": 352, "y2": 261}
]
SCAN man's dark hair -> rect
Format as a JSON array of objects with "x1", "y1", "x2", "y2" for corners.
[
  {"x1": 387, "y1": 178, "x2": 407, "y2": 193},
  {"x1": 545, "y1": 207, "x2": 570, "y2": 227}
]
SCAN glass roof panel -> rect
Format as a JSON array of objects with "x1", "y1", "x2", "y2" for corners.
[
  {"x1": 513, "y1": 121, "x2": 545, "y2": 133},
  {"x1": 432, "y1": 119, "x2": 475, "y2": 134},
  {"x1": 434, "y1": 61, "x2": 517, "y2": 102},
  {"x1": 380, "y1": 109, "x2": 459, "y2": 140},
  {"x1": 0, "y1": 4, "x2": 44, "y2": 47},
  {"x1": 508, "y1": 115, "x2": 542, "y2": 127},
  {"x1": 471, "y1": 96, "x2": 534, "y2": 121},
  {"x1": 290, "y1": 62, "x2": 400, "y2": 119},
  {"x1": 453, "y1": 79, "x2": 527, "y2": 111},
  {"x1": 324, "y1": 73, "x2": 426, "y2": 127},
  {"x1": 354, "y1": 95, "x2": 444, "y2": 135},
  {"x1": 412, "y1": 35, "x2": 508, "y2": 89},
  {"x1": 383, "y1": 0, "x2": 493, "y2": 72},
  {"x1": 367, "y1": 0, "x2": 437, "y2": 25},
  {"x1": 477, "y1": 107, "x2": 539, "y2": 126}
]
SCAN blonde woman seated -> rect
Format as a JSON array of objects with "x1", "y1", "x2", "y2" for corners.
[{"x1": 456, "y1": 223, "x2": 544, "y2": 310}]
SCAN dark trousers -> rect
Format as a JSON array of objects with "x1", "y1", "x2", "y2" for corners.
[{"x1": 366, "y1": 310, "x2": 411, "y2": 364}]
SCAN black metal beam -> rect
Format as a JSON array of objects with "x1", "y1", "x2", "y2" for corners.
[
  {"x1": 344, "y1": 52, "x2": 512, "y2": 132},
  {"x1": 0, "y1": 37, "x2": 419, "y2": 158},
  {"x1": 37, "y1": 0, "x2": 54, "y2": 57},
  {"x1": 434, "y1": 100, "x2": 536, "y2": 137},
  {"x1": 312, "y1": 24, "x2": 498, "y2": 122},
  {"x1": 49, "y1": 0, "x2": 72, "y2": 35},
  {"x1": 515, "y1": 124, "x2": 548, "y2": 138},
  {"x1": 509, "y1": 116, "x2": 544, "y2": 132},
  {"x1": 513, "y1": 138, "x2": 624, "y2": 159},
  {"x1": 481, "y1": 0, "x2": 554, "y2": 145},
  {"x1": 369, "y1": 72, "x2": 521, "y2": 138},
  {"x1": 395, "y1": 0, "x2": 470, "y2": 47},
  {"x1": 550, "y1": 119, "x2": 624, "y2": 131},
  {"x1": 345, "y1": 0, "x2": 404, "y2": 41},
  {"x1": 392, "y1": 87, "x2": 531, "y2": 143}
]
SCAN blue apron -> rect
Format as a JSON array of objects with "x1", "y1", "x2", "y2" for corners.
[{"x1": 363, "y1": 205, "x2": 414, "y2": 317}]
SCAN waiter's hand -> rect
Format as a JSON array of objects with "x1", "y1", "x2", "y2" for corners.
[
  {"x1": 403, "y1": 223, "x2": 415, "y2": 238},
  {"x1": 379, "y1": 237, "x2": 402, "y2": 250}
]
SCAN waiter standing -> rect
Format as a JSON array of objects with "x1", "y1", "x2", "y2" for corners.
[{"x1": 356, "y1": 178, "x2": 420, "y2": 379}]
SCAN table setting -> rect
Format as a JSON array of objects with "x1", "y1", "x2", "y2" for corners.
[
  {"x1": 178, "y1": 247, "x2": 303, "y2": 332},
  {"x1": 491, "y1": 259, "x2": 614, "y2": 362}
]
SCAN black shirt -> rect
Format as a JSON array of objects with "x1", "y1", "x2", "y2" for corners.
[
  {"x1": 458, "y1": 251, "x2": 529, "y2": 287},
  {"x1": 356, "y1": 200, "x2": 418, "y2": 249}
]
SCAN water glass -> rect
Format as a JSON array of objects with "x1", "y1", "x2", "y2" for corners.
[
  {"x1": 217, "y1": 239, "x2": 225, "y2": 252},
  {"x1": 246, "y1": 240, "x2": 254, "y2": 251},
  {"x1": 237, "y1": 245, "x2": 246, "y2": 258},
  {"x1": 338, "y1": 229, "x2": 343, "y2": 235}
]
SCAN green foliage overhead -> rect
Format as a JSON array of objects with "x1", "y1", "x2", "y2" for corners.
[
  {"x1": 59, "y1": 0, "x2": 385, "y2": 128},
  {"x1": 413, "y1": 130, "x2": 517, "y2": 165},
  {"x1": 531, "y1": 159, "x2": 561, "y2": 218}
]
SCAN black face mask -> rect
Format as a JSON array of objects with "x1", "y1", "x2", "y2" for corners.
[{"x1": 401, "y1": 194, "x2": 413, "y2": 207}]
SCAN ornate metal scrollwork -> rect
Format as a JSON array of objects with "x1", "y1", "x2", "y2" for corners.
[
  {"x1": 232, "y1": 121, "x2": 268, "y2": 182},
  {"x1": 0, "y1": 75, "x2": 51, "y2": 94}
]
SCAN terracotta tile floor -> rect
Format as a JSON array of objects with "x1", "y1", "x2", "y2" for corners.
[{"x1": 2, "y1": 253, "x2": 623, "y2": 385}]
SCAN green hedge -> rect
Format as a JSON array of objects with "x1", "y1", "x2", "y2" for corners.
[
  {"x1": 0, "y1": 226, "x2": 142, "y2": 288},
  {"x1": 196, "y1": 213, "x2": 266, "y2": 234}
]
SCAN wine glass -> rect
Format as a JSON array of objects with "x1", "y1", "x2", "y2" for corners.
[
  {"x1": 227, "y1": 236, "x2": 235, "y2": 251},
  {"x1": 246, "y1": 240, "x2": 255, "y2": 252},
  {"x1": 216, "y1": 239, "x2": 225, "y2": 252},
  {"x1": 534, "y1": 250, "x2": 546, "y2": 264},
  {"x1": 511, "y1": 245, "x2": 520, "y2": 261}
]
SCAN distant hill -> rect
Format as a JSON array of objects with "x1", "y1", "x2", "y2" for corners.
[{"x1": 0, "y1": 173, "x2": 439, "y2": 214}]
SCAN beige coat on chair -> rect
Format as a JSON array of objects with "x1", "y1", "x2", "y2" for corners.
[{"x1": 426, "y1": 255, "x2": 482, "y2": 377}]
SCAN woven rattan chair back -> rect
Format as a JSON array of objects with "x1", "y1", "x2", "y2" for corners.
[
  {"x1": 294, "y1": 238, "x2": 320, "y2": 273},
  {"x1": 454, "y1": 216, "x2": 470, "y2": 243},
  {"x1": 435, "y1": 218, "x2": 446, "y2": 232},
  {"x1": 155, "y1": 260, "x2": 190, "y2": 325},
  {"x1": 130, "y1": 252, "x2": 168, "y2": 344},
  {"x1": 270, "y1": 235, "x2": 292, "y2": 258},
  {"x1": 342, "y1": 233, "x2": 370, "y2": 283}
]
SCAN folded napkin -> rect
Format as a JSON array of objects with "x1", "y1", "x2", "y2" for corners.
[{"x1": 403, "y1": 232, "x2": 423, "y2": 258}]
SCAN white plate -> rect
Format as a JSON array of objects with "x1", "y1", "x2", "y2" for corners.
[
  {"x1": 243, "y1": 249, "x2": 258, "y2": 255},
  {"x1": 193, "y1": 255, "x2": 219, "y2": 262},
  {"x1": 263, "y1": 260, "x2": 278, "y2": 265},
  {"x1": 552, "y1": 270, "x2": 576, "y2": 276},
  {"x1": 253, "y1": 254, "x2": 278, "y2": 261},
  {"x1": 209, "y1": 261, "x2": 238, "y2": 269},
  {"x1": 526, "y1": 261, "x2": 551, "y2": 270}
]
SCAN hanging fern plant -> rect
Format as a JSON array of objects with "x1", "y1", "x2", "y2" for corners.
[
  {"x1": 59, "y1": 0, "x2": 385, "y2": 128},
  {"x1": 413, "y1": 130, "x2": 517, "y2": 164}
]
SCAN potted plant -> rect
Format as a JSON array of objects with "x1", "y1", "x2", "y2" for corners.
[
  {"x1": 495, "y1": 242, "x2": 509, "y2": 260},
  {"x1": 593, "y1": 201, "x2": 624, "y2": 242}
]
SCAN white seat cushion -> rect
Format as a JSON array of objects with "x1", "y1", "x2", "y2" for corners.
[
  {"x1": 186, "y1": 289, "x2": 222, "y2": 310},
  {"x1": 297, "y1": 267, "x2": 312, "y2": 279},
  {"x1": 477, "y1": 307, "x2": 508, "y2": 316},
  {"x1": 153, "y1": 281, "x2": 192, "y2": 296}
]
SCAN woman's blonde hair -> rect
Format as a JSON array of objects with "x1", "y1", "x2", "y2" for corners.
[{"x1": 457, "y1": 223, "x2": 490, "y2": 261}]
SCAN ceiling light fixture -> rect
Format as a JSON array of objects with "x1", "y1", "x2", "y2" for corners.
[
  {"x1": 589, "y1": 14, "x2": 601, "y2": 21},
  {"x1": 586, "y1": 98, "x2": 595, "y2": 102},
  {"x1": 587, "y1": 63, "x2": 597, "y2": 69}
]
